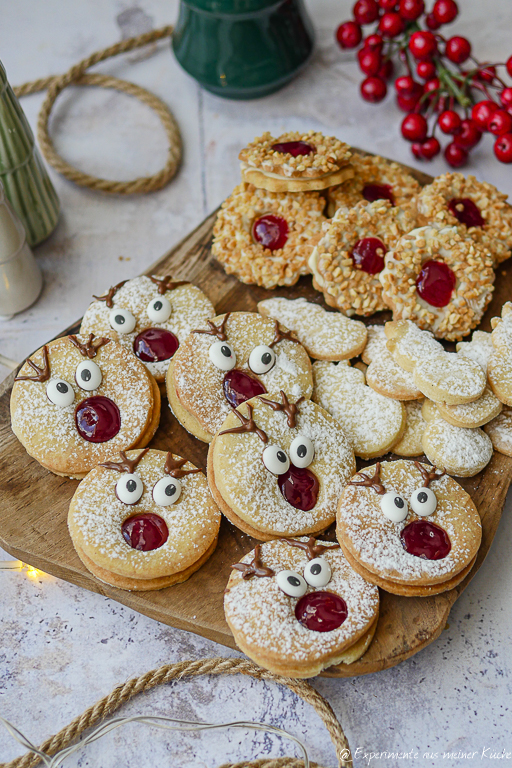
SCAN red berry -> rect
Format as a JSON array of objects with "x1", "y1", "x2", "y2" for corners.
[
  {"x1": 488, "y1": 110, "x2": 512, "y2": 137},
  {"x1": 379, "y1": 12, "x2": 405, "y2": 38},
  {"x1": 364, "y1": 33, "x2": 384, "y2": 50},
  {"x1": 494, "y1": 133, "x2": 512, "y2": 163},
  {"x1": 425, "y1": 12, "x2": 441, "y2": 30},
  {"x1": 500, "y1": 89, "x2": 512, "y2": 108},
  {"x1": 424, "y1": 78, "x2": 441, "y2": 97},
  {"x1": 433, "y1": 0, "x2": 458, "y2": 24},
  {"x1": 378, "y1": 59, "x2": 394, "y2": 80},
  {"x1": 438, "y1": 110, "x2": 461, "y2": 135},
  {"x1": 361, "y1": 76, "x2": 388, "y2": 102},
  {"x1": 409, "y1": 31, "x2": 438, "y2": 60},
  {"x1": 379, "y1": 0, "x2": 397, "y2": 9},
  {"x1": 399, "y1": 0, "x2": 424, "y2": 20},
  {"x1": 507, "y1": 56, "x2": 512, "y2": 79},
  {"x1": 471, "y1": 100, "x2": 498, "y2": 131},
  {"x1": 445, "y1": 36, "x2": 471, "y2": 64},
  {"x1": 401, "y1": 113, "x2": 428, "y2": 141},
  {"x1": 411, "y1": 142, "x2": 423, "y2": 159},
  {"x1": 420, "y1": 137, "x2": 441, "y2": 159},
  {"x1": 397, "y1": 92, "x2": 423, "y2": 112},
  {"x1": 353, "y1": 0, "x2": 380, "y2": 24},
  {"x1": 478, "y1": 65, "x2": 496, "y2": 84},
  {"x1": 336, "y1": 21, "x2": 362, "y2": 49},
  {"x1": 417, "y1": 60, "x2": 436, "y2": 80},
  {"x1": 454, "y1": 119, "x2": 482, "y2": 149},
  {"x1": 358, "y1": 48, "x2": 382, "y2": 75},
  {"x1": 395, "y1": 75, "x2": 416, "y2": 93},
  {"x1": 445, "y1": 141, "x2": 467, "y2": 167}
]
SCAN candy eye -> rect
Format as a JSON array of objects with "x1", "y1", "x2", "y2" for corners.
[
  {"x1": 303, "y1": 557, "x2": 332, "y2": 587},
  {"x1": 109, "y1": 307, "x2": 136, "y2": 334},
  {"x1": 46, "y1": 379, "x2": 75, "y2": 407},
  {"x1": 276, "y1": 570, "x2": 307, "y2": 597},
  {"x1": 209, "y1": 340, "x2": 236, "y2": 371},
  {"x1": 116, "y1": 473, "x2": 143, "y2": 505},
  {"x1": 152, "y1": 476, "x2": 182, "y2": 506},
  {"x1": 289, "y1": 435, "x2": 315, "y2": 468},
  {"x1": 262, "y1": 445, "x2": 290, "y2": 475},
  {"x1": 75, "y1": 360, "x2": 102, "y2": 391},
  {"x1": 380, "y1": 491, "x2": 409, "y2": 523},
  {"x1": 248, "y1": 345, "x2": 276, "y2": 374},
  {"x1": 410, "y1": 487, "x2": 437, "y2": 517},
  {"x1": 147, "y1": 296, "x2": 172, "y2": 323}
]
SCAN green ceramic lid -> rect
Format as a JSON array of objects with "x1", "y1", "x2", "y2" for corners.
[{"x1": 182, "y1": 0, "x2": 280, "y2": 14}]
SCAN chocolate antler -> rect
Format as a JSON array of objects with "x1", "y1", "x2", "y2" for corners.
[
  {"x1": 269, "y1": 320, "x2": 300, "y2": 348},
  {"x1": 231, "y1": 544, "x2": 275, "y2": 580},
  {"x1": 281, "y1": 536, "x2": 340, "y2": 561},
  {"x1": 349, "y1": 463, "x2": 386, "y2": 495},
  {"x1": 150, "y1": 275, "x2": 190, "y2": 295},
  {"x1": 219, "y1": 403, "x2": 268, "y2": 443},
  {"x1": 69, "y1": 333, "x2": 110, "y2": 359},
  {"x1": 164, "y1": 453, "x2": 201, "y2": 479},
  {"x1": 257, "y1": 391, "x2": 304, "y2": 428},
  {"x1": 15, "y1": 346, "x2": 51, "y2": 383},
  {"x1": 99, "y1": 448, "x2": 149, "y2": 473},
  {"x1": 414, "y1": 461, "x2": 445, "y2": 487},
  {"x1": 193, "y1": 313, "x2": 230, "y2": 341},
  {"x1": 93, "y1": 280, "x2": 127, "y2": 309}
]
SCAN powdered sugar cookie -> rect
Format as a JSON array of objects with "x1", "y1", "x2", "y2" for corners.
[
  {"x1": 312, "y1": 361, "x2": 406, "y2": 459},
  {"x1": 456, "y1": 330, "x2": 494, "y2": 372},
  {"x1": 337, "y1": 460, "x2": 482, "y2": 595},
  {"x1": 392, "y1": 401, "x2": 426, "y2": 457},
  {"x1": 212, "y1": 183, "x2": 326, "y2": 289},
  {"x1": 417, "y1": 172, "x2": 512, "y2": 264},
  {"x1": 437, "y1": 386, "x2": 501, "y2": 428},
  {"x1": 167, "y1": 312, "x2": 313, "y2": 443},
  {"x1": 421, "y1": 414, "x2": 493, "y2": 477},
  {"x1": 488, "y1": 302, "x2": 512, "y2": 406},
  {"x1": 309, "y1": 199, "x2": 417, "y2": 316},
  {"x1": 68, "y1": 449, "x2": 220, "y2": 591},
  {"x1": 239, "y1": 131, "x2": 353, "y2": 193},
  {"x1": 380, "y1": 225, "x2": 495, "y2": 341},
  {"x1": 384, "y1": 318, "x2": 442, "y2": 372},
  {"x1": 257, "y1": 296, "x2": 367, "y2": 361},
  {"x1": 484, "y1": 407, "x2": 512, "y2": 457},
  {"x1": 362, "y1": 325, "x2": 423, "y2": 400},
  {"x1": 224, "y1": 537, "x2": 379, "y2": 678},
  {"x1": 11, "y1": 335, "x2": 160, "y2": 479},
  {"x1": 327, "y1": 153, "x2": 420, "y2": 217},
  {"x1": 208, "y1": 392, "x2": 356, "y2": 540},
  {"x1": 80, "y1": 276, "x2": 215, "y2": 386}
]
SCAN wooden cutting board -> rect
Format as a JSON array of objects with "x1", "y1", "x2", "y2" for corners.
[{"x1": 0, "y1": 155, "x2": 510, "y2": 678}]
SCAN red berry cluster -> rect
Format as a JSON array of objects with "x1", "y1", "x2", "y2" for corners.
[{"x1": 336, "y1": 0, "x2": 512, "y2": 165}]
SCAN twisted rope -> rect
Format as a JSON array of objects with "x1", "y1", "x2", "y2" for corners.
[
  {"x1": 13, "y1": 25, "x2": 181, "y2": 194},
  {"x1": 0, "y1": 657, "x2": 352, "y2": 768}
]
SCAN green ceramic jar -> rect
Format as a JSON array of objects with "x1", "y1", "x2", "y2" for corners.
[{"x1": 172, "y1": 0, "x2": 315, "y2": 99}]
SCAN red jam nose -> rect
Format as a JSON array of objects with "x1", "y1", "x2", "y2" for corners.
[
  {"x1": 133, "y1": 328, "x2": 179, "y2": 363},
  {"x1": 75, "y1": 396, "x2": 121, "y2": 443},
  {"x1": 362, "y1": 183, "x2": 395, "y2": 205},
  {"x1": 295, "y1": 591, "x2": 348, "y2": 632},
  {"x1": 351, "y1": 237, "x2": 386, "y2": 275},
  {"x1": 271, "y1": 141, "x2": 315, "y2": 157},
  {"x1": 278, "y1": 465, "x2": 319, "y2": 512},
  {"x1": 415, "y1": 259, "x2": 456, "y2": 308},
  {"x1": 252, "y1": 215, "x2": 289, "y2": 251},
  {"x1": 448, "y1": 197, "x2": 485, "y2": 228},
  {"x1": 401, "y1": 520, "x2": 451, "y2": 560},
  {"x1": 121, "y1": 513, "x2": 169, "y2": 552},
  {"x1": 223, "y1": 370, "x2": 266, "y2": 408}
]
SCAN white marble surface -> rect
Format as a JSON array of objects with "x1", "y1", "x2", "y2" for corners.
[{"x1": 1, "y1": 1, "x2": 512, "y2": 766}]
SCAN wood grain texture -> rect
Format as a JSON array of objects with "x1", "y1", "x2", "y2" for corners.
[{"x1": 0, "y1": 153, "x2": 510, "y2": 678}]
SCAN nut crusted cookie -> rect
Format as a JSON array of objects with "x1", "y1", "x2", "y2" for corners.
[
  {"x1": 80, "y1": 276, "x2": 215, "y2": 386},
  {"x1": 309, "y1": 199, "x2": 417, "y2": 316},
  {"x1": 416, "y1": 172, "x2": 512, "y2": 264},
  {"x1": 362, "y1": 325, "x2": 423, "y2": 400},
  {"x1": 208, "y1": 393, "x2": 356, "y2": 540},
  {"x1": 224, "y1": 537, "x2": 379, "y2": 678},
  {"x1": 68, "y1": 450, "x2": 220, "y2": 591},
  {"x1": 327, "y1": 153, "x2": 420, "y2": 217},
  {"x1": 257, "y1": 296, "x2": 367, "y2": 361},
  {"x1": 337, "y1": 460, "x2": 482, "y2": 595},
  {"x1": 212, "y1": 183, "x2": 326, "y2": 289},
  {"x1": 239, "y1": 131, "x2": 353, "y2": 192},
  {"x1": 488, "y1": 302, "x2": 512, "y2": 406},
  {"x1": 11, "y1": 335, "x2": 160, "y2": 479},
  {"x1": 380, "y1": 225, "x2": 495, "y2": 341}
]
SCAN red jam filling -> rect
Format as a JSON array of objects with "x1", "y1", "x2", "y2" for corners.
[
  {"x1": 121, "y1": 513, "x2": 169, "y2": 551},
  {"x1": 271, "y1": 141, "x2": 315, "y2": 157},
  {"x1": 351, "y1": 237, "x2": 386, "y2": 274},
  {"x1": 133, "y1": 328, "x2": 179, "y2": 363},
  {"x1": 362, "y1": 183, "x2": 395, "y2": 205},
  {"x1": 252, "y1": 215, "x2": 289, "y2": 251},
  {"x1": 277, "y1": 465, "x2": 319, "y2": 512},
  {"x1": 415, "y1": 259, "x2": 456, "y2": 308},
  {"x1": 75, "y1": 396, "x2": 121, "y2": 443},
  {"x1": 295, "y1": 591, "x2": 348, "y2": 632},
  {"x1": 448, "y1": 197, "x2": 484, "y2": 228},
  {"x1": 223, "y1": 370, "x2": 266, "y2": 408},
  {"x1": 401, "y1": 520, "x2": 451, "y2": 560}
]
